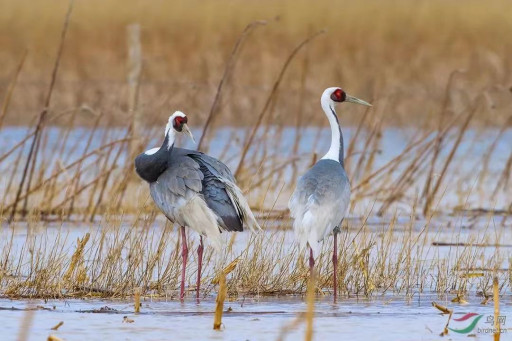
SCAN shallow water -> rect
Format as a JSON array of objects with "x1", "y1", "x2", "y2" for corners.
[
  {"x1": 1, "y1": 125, "x2": 512, "y2": 339},
  {"x1": 2, "y1": 295, "x2": 511, "y2": 340},
  {"x1": 1, "y1": 126, "x2": 511, "y2": 213}
]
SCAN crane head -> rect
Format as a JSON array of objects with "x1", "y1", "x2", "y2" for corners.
[
  {"x1": 165, "y1": 111, "x2": 195, "y2": 144},
  {"x1": 325, "y1": 87, "x2": 372, "y2": 107}
]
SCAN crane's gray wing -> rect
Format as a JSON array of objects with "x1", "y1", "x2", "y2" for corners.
[
  {"x1": 195, "y1": 156, "x2": 243, "y2": 232},
  {"x1": 288, "y1": 160, "x2": 350, "y2": 255},
  {"x1": 149, "y1": 155, "x2": 203, "y2": 221},
  {"x1": 190, "y1": 152, "x2": 236, "y2": 182},
  {"x1": 187, "y1": 152, "x2": 261, "y2": 233},
  {"x1": 149, "y1": 154, "x2": 223, "y2": 250}
]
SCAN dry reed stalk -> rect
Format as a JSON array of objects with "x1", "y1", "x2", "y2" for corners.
[
  {"x1": 213, "y1": 271, "x2": 226, "y2": 330},
  {"x1": 9, "y1": 0, "x2": 75, "y2": 222},
  {"x1": 376, "y1": 136, "x2": 435, "y2": 215},
  {"x1": 276, "y1": 313, "x2": 306, "y2": 341},
  {"x1": 234, "y1": 30, "x2": 325, "y2": 178},
  {"x1": 2, "y1": 146, "x2": 25, "y2": 209},
  {"x1": 84, "y1": 123, "x2": 112, "y2": 215},
  {"x1": 197, "y1": 20, "x2": 267, "y2": 152},
  {"x1": 304, "y1": 271, "x2": 315, "y2": 341},
  {"x1": 89, "y1": 136, "x2": 127, "y2": 221},
  {"x1": 478, "y1": 116, "x2": 512, "y2": 192},
  {"x1": 134, "y1": 287, "x2": 141, "y2": 313},
  {"x1": 0, "y1": 50, "x2": 27, "y2": 129},
  {"x1": 68, "y1": 113, "x2": 102, "y2": 217},
  {"x1": 351, "y1": 130, "x2": 432, "y2": 192},
  {"x1": 493, "y1": 276, "x2": 500, "y2": 341},
  {"x1": 492, "y1": 150, "x2": 512, "y2": 198},
  {"x1": 424, "y1": 102, "x2": 476, "y2": 215},
  {"x1": 212, "y1": 257, "x2": 240, "y2": 284},
  {"x1": 22, "y1": 129, "x2": 43, "y2": 216},
  {"x1": 47, "y1": 335, "x2": 64, "y2": 341},
  {"x1": 50, "y1": 164, "x2": 111, "y2": 211},
  {"x1": 351, "y1": 112, "x2": 380, "y2": 182},
  {"x1": 0, "y1": 130, "x2": 36, "y2": 164},
  {"x1": 50, "y1": 321, "x2": 64, "y2": 331},
  {"x1": 16, "y1": 305, "x2": 35, "y2": 341},
  {"x1": 344, "y1": 105, "x2": 371, "y2": 173},
  {"x1": 422, "y1": 70, "x2": 463, "y2": 200},
  {"x1": 358, "y1": 120, "x2": 383, "y2": 195},
  {"x1": 127, "y1": 23, "x2": 142, "y2": 158},
  {"x1": 432, "y1": 302, "x2": 453, "y2": 332},
  {"x1": 63, "y1": 233, "x2": 90, "y2": 283},
  {"x1": 3, "y1": 138, "x2": 130, "y2": 213},
  {"x1": 249, "y1": 156, "x2": 301, "y2": 190},
  {"x1": 290, "y1": 47, "x2": 310, "y2": 182}
]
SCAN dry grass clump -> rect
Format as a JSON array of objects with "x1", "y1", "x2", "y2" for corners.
[{"x1": 0, "y1": 209, "x2": 510, "y2": 300}]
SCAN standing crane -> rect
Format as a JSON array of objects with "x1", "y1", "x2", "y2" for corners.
[
  {"x1": 135, "y1": 111, "x2": 261, "y2": 302},
  {"x1": 288, "y1": 87, "x2": 371, "y2": 300}
]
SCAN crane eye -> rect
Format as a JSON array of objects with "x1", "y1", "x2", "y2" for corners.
[
  {"x1": 330, "y1": 89, "x2": 346, "y2": 102},
  {"x1": 173, "y1": 116, "x2": 187, "y2": 131}
]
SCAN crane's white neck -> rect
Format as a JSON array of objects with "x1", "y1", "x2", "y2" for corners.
[
  {"x1": 164, "y1": 120, "x2": 176, "y2": 151},
  {"x1": 320, "y1": 94, "x2": 344, "y2": 164}
]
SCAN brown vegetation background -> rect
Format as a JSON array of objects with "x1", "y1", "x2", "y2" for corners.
[{"x1": 1, "y1": 0, "x2": 511, "y2": 128}]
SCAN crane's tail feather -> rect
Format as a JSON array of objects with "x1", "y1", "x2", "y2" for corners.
[
  {"x1": 181, "y1": 196, "x2": 222, "y2": 251},
  {"x1": 294, "y1": 210, "x2": 323, "y2": 257},
  {"x1": 221, "y1": 180, "x2": 262, "y2": 233}
]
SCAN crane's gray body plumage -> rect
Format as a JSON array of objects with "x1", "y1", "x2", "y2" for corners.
[
  {"x1": 136, "y1": 143, "x2": 260, "y2": 251},
  {"x1": 289, "y1": 160, "x2": 350, "y2": 256},
  {"x1": 288, "y1": 87, "x2": 354, "y2": 256}
]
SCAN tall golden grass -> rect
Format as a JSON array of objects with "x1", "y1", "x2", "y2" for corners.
[{"x1": 0, "y1": 211, "x2": 509, "y2": 299}]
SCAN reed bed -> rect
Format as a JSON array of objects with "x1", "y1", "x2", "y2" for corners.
[
  {"x1": 0, "y1": 210, "x2": 510, "y2": 300},
  {"x1": 0, "y1": 0, "x2": 511, "y2": 300}
]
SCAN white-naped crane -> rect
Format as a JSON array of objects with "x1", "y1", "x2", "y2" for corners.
[
  {"x1": 288, "y1": 87, "x2": 371, "y2": 300},
  {"x1": 135, "y1": 111, "x2": 261, "y2": 302}
]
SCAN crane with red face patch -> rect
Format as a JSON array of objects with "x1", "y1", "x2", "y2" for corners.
[
  {"x1": 135, "y1": 111, "x2": 261, "y2": 302},
  {"x1": 288, "y1": 87, "x2": 371, "y2": 301}
]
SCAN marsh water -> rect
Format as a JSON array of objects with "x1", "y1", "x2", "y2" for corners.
[
  {"x1": 1, "y1": 126, "x2": 511, "y2": 340},
  {"x1": 1, "y1": 293, "x2": 511, "y2": 340},
  {"x1": 1, "y1": 126, "x2": 511, "y2": 212},
  {"x1": 2, "y1": 216, "x2": 511, "y2": 340}
]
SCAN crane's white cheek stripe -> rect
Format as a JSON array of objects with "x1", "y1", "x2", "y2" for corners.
[{"x1": 144, "y1": 147, "x2": 159, "y2": 155}]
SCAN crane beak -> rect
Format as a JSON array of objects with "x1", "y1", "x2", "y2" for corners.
[
  {"x1": 182, "y1": 123, "x2": 196, "y2": 144},
  {"x1": 345, "y1": 95, "x2": 372, "y2": 107}
]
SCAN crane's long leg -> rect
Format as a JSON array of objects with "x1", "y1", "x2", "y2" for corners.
[
  {"x1": 180, "y1": 226, "x2": 188, "y2": 302},
  {"x1": 196, "y1": 235, "x2": 204, "y2": 303},
  {"x1": 309, "y1": 246, "x2": 315, "y2": 274},
  {"x1": 333, "y1": 230, "x2": 338, "y2": 302}
]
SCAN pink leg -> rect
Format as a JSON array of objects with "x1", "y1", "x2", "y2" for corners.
[
  {"x1": 196, "y1": 236, "x2": 204, "y2": 303},
  {"x1": 180, "y1": 226, "x2": 188, "y2": 302},
  {"x1": 333, "y1": 231, "x2": 338, "y2": 302},
  {"x1": 309, "y1": 246, "x2": 315, "y2": 274}
]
